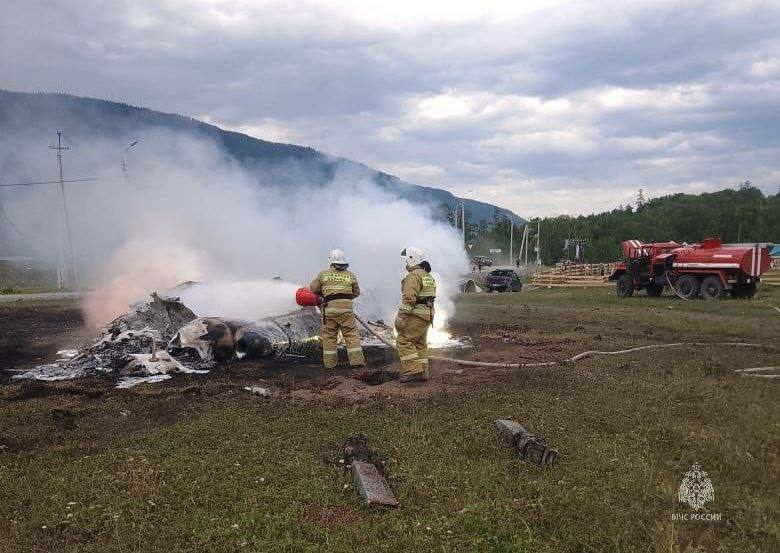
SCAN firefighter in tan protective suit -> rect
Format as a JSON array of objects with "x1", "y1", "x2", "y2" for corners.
[
  {"x1": 309, "y1": 249, "x2": 364, "y2": 369},
  {"x1": 395, "y1": 247, "x2": 437, "y2": 383}
]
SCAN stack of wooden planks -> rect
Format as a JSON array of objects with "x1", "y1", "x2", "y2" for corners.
[
  {"x1": 761, "y1": 267, "x2": 780, "y2": 287},
  {"x1": 532, "y1": 262, "x2": 615, "y2": 287}
]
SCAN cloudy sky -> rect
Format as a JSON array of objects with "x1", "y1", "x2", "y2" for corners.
[{"x1": 1, "y1": 0, "x2": 779, "y2": 217}]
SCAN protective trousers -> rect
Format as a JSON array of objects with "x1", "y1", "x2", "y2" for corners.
[
  {"x1": 321, "y1": 311, "x2": 364, "y2": 369},
  {"x1": 394, "y1": 313, "x2": 430, "y2": 378}
]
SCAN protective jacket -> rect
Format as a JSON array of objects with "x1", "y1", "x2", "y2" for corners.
[
  {"x1": 309, "y1": 268, "x2": 360, "y2": 316},
  {"x1": 309, "y1": 267, "x2": 363, "y2": 368},
  {"x1": 397, "y1": 267, "x2": 437, "y2": 322}
]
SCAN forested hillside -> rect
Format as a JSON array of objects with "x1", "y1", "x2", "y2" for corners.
[{"x1": 469, "y1": 186, "x2": 779, "y2": 264}]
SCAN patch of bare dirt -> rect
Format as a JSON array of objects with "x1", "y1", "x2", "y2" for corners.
[{"x1": 0, "y1": 302, "x2": 92, "y2": 374}]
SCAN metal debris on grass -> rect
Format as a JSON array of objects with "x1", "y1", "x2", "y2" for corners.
[
  {"x1": 343, "y1": 434, "x2": 398, "y2": 508},
  {"x1": 495, "y1": 419, "x2": 558, "y2": 468}
]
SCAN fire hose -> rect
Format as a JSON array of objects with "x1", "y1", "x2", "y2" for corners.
[
  {"x1": 665, "y1": 274, "x2": 689, "y2": 300},
  {"x1": 353, "y1": 313, "x2": 775, "y2": 369}
]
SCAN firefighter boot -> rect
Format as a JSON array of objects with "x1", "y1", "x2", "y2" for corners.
[{"x1": 399, "y1": 371, "x2": 426, "y2": 383}]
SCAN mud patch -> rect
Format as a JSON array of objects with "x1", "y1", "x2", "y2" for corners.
[
  {"x1": 353, "y1": 369, "x2": 398, "y2": 386},
  {"x1": 0, "y1": 302, "x2": 90, "y2": 374}
]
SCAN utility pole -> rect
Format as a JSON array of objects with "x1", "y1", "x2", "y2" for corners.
[
  {"x1": 122, "y1": 140, "x2": 139, "y2": 187},
  {"x1": 459, "y1": 190, "x2": 473, "y2": 249},
  {"x1": 519, "y1": 225, "x2": 528, "y2": 266},
  {"x1": 516, "y1": 225, "x2": 524, "y2": 265},
  {"x1": 50, "y1": 131, "x2": 77, "y2": 289},
  {"x1": 509, "y1": 218, "x2": 514, "y2": 264},
  {"x1": 535, "y1": 218, "x2": 541, "y2": 266},
  {"x1": 461, "y1": 199, "x2": 465, "y2": 246}
]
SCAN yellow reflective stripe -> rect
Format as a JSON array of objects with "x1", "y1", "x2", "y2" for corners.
[
  {"x1": 418, "y1": 358, "x2": 429, "y2": 364},
  {"x1": 398, "y1": 304, "x2": 412, "y2": 313},
  {"x1": 323, "y1": 350, "x2": 338, "y2": 356},
  {"x1": 324, "y1": 308, "x2": 352, "y2": 315},
  {"x1": 323, "y1": 287, "x2": 353, "y2": 294},
  {"x1": 346, "y1": 347, "x2": 363, "y2": 353},
  {"x1": 399, "y1": 353, "x2": 418, "y2": 361}
]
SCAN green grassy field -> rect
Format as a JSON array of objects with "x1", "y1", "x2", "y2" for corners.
[
  {"x1": 1, "y1": 287, "x2": 778, "y2": 552},
  {"x1": 0, "y1": 263, "x2": 60, "y2": 294}
]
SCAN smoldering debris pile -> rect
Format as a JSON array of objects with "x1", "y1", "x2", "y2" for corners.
[
  {"x1": 14, "y1": 293, "x2": 209, "y2": 387},
  {"x1": 13, "y1": 289, "x2": 395, "y2": 388}
]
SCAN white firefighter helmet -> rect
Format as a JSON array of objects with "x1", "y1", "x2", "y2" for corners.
[
  {"x1": 328, "y1": 248, "x2": 347, "y2": 265},
  {"x1": 401, "y1": 247, "x2": 424, "y2": 268}
]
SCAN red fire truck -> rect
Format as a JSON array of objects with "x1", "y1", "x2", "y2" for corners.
[{"x1": 609, "y1": 238, "x2": 772, "y2": 299}]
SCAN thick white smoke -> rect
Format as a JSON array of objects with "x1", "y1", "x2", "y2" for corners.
[{"x1": 1, "y1": 128, "x2": 469, "y2": 329}]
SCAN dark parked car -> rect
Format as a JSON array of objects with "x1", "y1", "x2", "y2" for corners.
[
  {"x1": 484, "y1": 269, "x2": 522, "y2": 292},
  {"x1": 471, "y1": 256, "x2": 494, "y2": 269}
]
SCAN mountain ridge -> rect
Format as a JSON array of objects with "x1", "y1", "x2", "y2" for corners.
[{"x1": 0, "y1": 89, "x2": 524, "y2": 227}]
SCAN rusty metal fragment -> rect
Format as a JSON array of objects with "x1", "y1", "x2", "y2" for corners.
[
  {"x1": 494, "y1": 419, "x2": 558, "y2": 468},
  {"x1": 343, "y1": 434, "x2": 398, "y2": 508}
]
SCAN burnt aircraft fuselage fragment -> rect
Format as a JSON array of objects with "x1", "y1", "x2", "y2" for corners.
[{"x1": 169, "y1": 307, "x2": 323, "y2": 362}]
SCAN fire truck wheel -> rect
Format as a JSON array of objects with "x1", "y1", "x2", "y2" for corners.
[
  {"x1": 616, "y1": 274, "x2": 634, "y2": 298},
  {"x1": 676, "y1": 275, "x2": 700, "y2": 299},
  {"x1": 700, "y1": 275, "x2": 726, "y2": 300}
]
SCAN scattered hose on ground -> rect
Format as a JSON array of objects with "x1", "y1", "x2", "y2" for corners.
[
  {"x1": 734, "y1": 366, "x2": 779, "y2": 377},
  {"x1": 430, "y1": 342, "x2": 775, "y2": 369},
  {"x1": 354, "y1": 313, "x2": 776, "y2": 369}
]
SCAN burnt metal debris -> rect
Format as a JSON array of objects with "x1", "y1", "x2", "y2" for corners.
[
  {"x1": 343, "y1": 434, "x2": 398, "y2": 508},
  {"x1": 495, "y1": 419, "x2": 558, "y2": 468},
  {"x1": 13, "y1": 287, "x2": 395, "y2": 387}
]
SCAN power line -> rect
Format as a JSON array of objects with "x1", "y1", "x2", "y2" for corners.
[
  {"x1": 0, "y1": 201, "x2": 23, "y2": 236},
  {"x1": 0, "y1": 177, "x2": 97, "y2": 187}
]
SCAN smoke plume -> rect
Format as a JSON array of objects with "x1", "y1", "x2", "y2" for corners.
[{"x1": 0, "y1": 123, "x2": 469, "y2": 329}]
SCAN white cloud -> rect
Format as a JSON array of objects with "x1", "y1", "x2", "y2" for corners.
[
  {"x1": 1, "y1": 0, "x2": 778, "y2": 217},
  {"x1": 750, "y1": 58, "x2": 780, "y2": 79},
  {"x1": 589, "y1": 85, "x2": 711, "y2": 111},
  {"x1": 416, "y1": 93, "x2": 474, "y2": 121}
]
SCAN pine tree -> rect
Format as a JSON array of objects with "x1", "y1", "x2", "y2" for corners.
[{"x1": 636, "y1": 188, "x2": 647, "y2": 210}]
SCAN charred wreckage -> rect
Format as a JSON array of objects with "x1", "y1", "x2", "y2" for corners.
[{"x1": 13, "y1": 287, "x2": 395, "y2": 388}]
